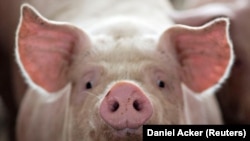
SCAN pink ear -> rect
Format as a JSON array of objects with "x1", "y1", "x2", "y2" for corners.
[
  {"x1": 160, "y1": 18, "x2": 233, "y2": 93},
  {"x1": 16, "y1": 4, "x2": 89, "y2": 93}
]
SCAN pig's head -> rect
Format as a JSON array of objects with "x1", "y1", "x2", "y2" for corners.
[{"x1": 16, "y1": 4, "x2": 233, "y2": 141}]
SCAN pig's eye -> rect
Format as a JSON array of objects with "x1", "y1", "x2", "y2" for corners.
[
  {"x1": 157, "y1": 80, "x2": 165, "y2": 88},
  {"x1": 85, "y1": 81, "x2": 93, "y2": 89}
]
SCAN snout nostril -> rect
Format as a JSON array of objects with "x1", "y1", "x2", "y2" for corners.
[
  {"x1": 111, "y1": 101, "x2": 119, "y2": 112},
  {"x1": 133, "y1": 100, "x2": 142, "y2": 111},
  {"x1": 100, "y1": 82, "x2": 154, "y2": 130}
]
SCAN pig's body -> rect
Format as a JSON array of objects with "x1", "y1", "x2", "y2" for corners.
[{"x1": 16, "y1": 0, "x2": 233, "y2": 141}]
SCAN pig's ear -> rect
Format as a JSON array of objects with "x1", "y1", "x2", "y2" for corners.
[
  {"x1": 159, "y1": 18, "x2": 234, "y2": 93},
  {"x1": 16, "y1": 4, "x2": 90, "y2": 93}
]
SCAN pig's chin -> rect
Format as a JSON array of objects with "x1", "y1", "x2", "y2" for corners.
[
  {"x1": 112, "y1": 127, "x2": 142, "y2": 137},
  {"x1": 106, "y1": 126, "x2": 142, "y2": 140}
]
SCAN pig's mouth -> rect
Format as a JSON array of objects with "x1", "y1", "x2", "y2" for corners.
[
  {"x1": 100, "y1": 127, "x2": 142, "y2": 141},
  {"x1": 111, "y1": 127, "x2": 142, "y2": 137}
]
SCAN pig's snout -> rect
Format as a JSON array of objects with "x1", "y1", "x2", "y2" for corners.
[{"x1": 99, "y1": 82, "x2": 153, "y2": 130}]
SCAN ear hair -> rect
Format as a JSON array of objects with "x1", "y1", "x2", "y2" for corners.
[
  {"x1": 159, "y1": 18, "x2": 234, "y2": 94},
  {"x1": 15, "y1": 4, "x2": 90, "y2": 94}
]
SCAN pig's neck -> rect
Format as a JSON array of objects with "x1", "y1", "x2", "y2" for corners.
[
  {"x1": 50, "y1": 0, "x2": 174, "y2": 33},
  {"x1": 182, "y1": 85, "x2": 223, "y2": 124}
]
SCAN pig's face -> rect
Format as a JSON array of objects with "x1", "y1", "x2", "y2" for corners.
[
  {"x1": 16, "y1": 5, "x2": 233, "y2": 141},
  {"x1": 69, "y1": 35, "x2": 184, "y2": 139}
]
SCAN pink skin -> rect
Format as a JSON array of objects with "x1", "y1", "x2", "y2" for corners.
[
  {"x1": 15, "y1": 4, "x2": 233, "y2": 141},
  {"x1": 99, "y1": 81, "x2": 153, "y2": 130}
]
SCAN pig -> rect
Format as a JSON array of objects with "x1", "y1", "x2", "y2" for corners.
[
  {"x1": 170, "y1": 0, "x2": 250, "y2": 124},
  {"x1": 15, "y1": 0, "x2": 234, "y2": 141}
]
